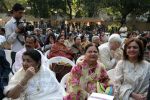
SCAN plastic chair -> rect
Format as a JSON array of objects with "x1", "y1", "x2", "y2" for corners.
[
  {"x1": 44, "y1": 50, "x2": 50, "y2": 58},
  {"x1": 48, "y1": 56, "x2": 75, "y2": 82},
  {"x1": 48, "y1": 56, "x2": 75, "y2": 67},
  {"x1": 76, "y1": 55, "x2": 85, "y2": 64},
  {"x1": 107, "y1": 68, "x2": 115, "y2": 83},
  {"x1": 4, "y1": 49, "x2": 12, "y2": 68},
  {"x1": 60, "y1": 73, "x2": 70, "y2": 96}
]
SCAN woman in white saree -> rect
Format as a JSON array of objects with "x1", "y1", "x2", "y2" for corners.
[
  {"x1": 4, "y1": 49, "x2": 64, "y2": 100},
  {"x1": 114, "y1": 38, "x2": 150, "y2": 100}
]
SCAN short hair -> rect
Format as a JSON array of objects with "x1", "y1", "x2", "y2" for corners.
[
  {"x1": 12, "y1": 3, "x2": 25, "y2": 11},
  {"x1": 123, "y1": 38, "x2": 144, "y2": 62},
  {"x1": 92, "y1": 36, "x2": 99, "y2": 42},
  {"x1": 34, "y1": 28, "x2": 40, "y2": 31},
  {"x1": 80, "y1": 35, "x2": 86, "y2": 42},
  {"x1": 25, "y1": 35, "x2": 37, "y2": 43},
  {"x1": 108, "y1": 34, "x2": 122, "y2": 44},
  {"x1": 0, "y1": 28, "x2": 5, "y2": 33},
  {"x1": 126, "y1": 32, "x2": 138, "y2": 38},
  {"x1": 126, "y1": 32, "x2": 132, "y2": 38}
]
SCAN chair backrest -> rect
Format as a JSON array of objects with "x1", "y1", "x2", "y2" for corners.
[
  {"x1": 48, "y1": 56, "x2": 75, "y2": 67},
  {"x1": 60, "y1": 73, "x2": 70, "y2": 92},
  {"x1": 48, "y1": 56, "x2": 75, "y2": 82},
  {"x1": 107, "y1": 68, "x2": 115, "y2": 82},
  {"x1": 76, "y1": 55, "x2": 85, "y2": 64},
  {"x1": 44, "y1": 50, "x2": 50, "y2": 58},
  {"x1": 4, "y1": 49, "x2": 12, "y2": 67}
]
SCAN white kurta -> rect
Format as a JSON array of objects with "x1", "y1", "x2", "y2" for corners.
[
  {"x1": 98, "y1": 43, "x2": 119, "y2": 70},
  {"x1": 114, "y1": 60, "x2": 150, "y2": 100},
  {"x1": 5, "y1": 17, "x2": 24, "y2": 52},
  {"x1": 12, "y1": 48, "x2": 26, "y2": 72}
]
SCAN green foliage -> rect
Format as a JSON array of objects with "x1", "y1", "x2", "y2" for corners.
[
  {"x1": 1, "y1": 0, "x2": 150, "y2": 20},
  {"x1": 102, "y1": 0, "x2": 150, "y2": 23},
  {"x1": 81, "y1": 0, "x2": 103, "y2": 17}
]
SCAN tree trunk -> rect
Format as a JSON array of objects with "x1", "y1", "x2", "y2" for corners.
[
  {"x1": 67, "y1": 0, "x2": 72, "y2": 19},
  {"x1": 118, "y1": 14, "x2": 127, "y2": 31},
  {"x1": 147, "y1": 14, "x2": 150, "y2": 23},
  {"x1": 0, "y1": 0, "x2": 8, "y2": 12},
  {"x1": 121, "y1": 15, "x2": 127, "y2": 26}
]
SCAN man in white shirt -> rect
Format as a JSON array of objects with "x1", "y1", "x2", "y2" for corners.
[
  {"x1": 5, "y1": 3, "x2": 25, "y2": 52},
  {"x1": 12, "y1": 35, "x2": 37, "y2": 72},
  {"x1": 5, "y1": 3, "x2": 25, "y2": 64},
  {"x1": 98, "y1": 34, "x2": 122, "y2": 70}
]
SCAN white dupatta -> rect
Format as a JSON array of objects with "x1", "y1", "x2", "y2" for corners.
[{"x1": 4, "y1": 50, "x2": 64, "y2": 100}]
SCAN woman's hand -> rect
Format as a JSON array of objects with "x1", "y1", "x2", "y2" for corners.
[
  {"x1": 24, "y1": 67, "x2": 35, "y2": 81},
  {"x1": 6, "y1": 67, "x2": 36, "y2": 99},
  {"x1": 131, "y1": 92, "x2": 146, "y2": 100}
]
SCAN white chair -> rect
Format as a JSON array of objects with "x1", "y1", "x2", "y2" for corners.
[
  {"x1": 48, "y1": 56, "x2": 75, "y2": 82},
  {"x1": 76, "y1": 55, "x2": 85, "y2": 64},
  {"x1": 44, "y1": 50, "x2": 50, "y2": 58},
  {"x1": 60, "y1": 73, "x2": 70, "y2": 96},
  {"x1": 4, "y1": 49, "x2": 12, "y2": 67},
  {"x1": 48, "y1": 56, "x2": 75, "y2": 68},
  {"x1": 107, "y1": 69, "x2": 115, "y2": 82}
]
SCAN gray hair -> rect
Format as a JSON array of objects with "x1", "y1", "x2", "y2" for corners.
[
  {"x1": 92, "y1": 36, "x2": 99, "y2": 42},
  {"x1": 108, "y1": 34, "x2": 122, "y2": 44}
]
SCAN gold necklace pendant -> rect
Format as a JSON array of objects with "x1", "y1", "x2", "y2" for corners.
[{"x1": 37, "y1": 86, "x2": 40, "y2": 91}]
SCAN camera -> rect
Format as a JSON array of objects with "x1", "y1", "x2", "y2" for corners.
[
  {"x1": 17, "y1": 23, "x2": 26, "y2": 34},
  {"x1": 17, "y1": 22, "x2": 34, "y2": 36}
]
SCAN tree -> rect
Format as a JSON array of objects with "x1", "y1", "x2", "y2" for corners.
[
  {"x1": 0, "y1": 0, "x2": 27, "y2": 12},
  {"x1": 67, "y1": 0, "x2": 72, "y2": 19},
  {"x1": 27, "y1": 0, "x2": 49, "y2": 18},
  {"x1": 81, "y1": 0, "x2": 103, "y2": 17},
  {"x1": 0, "y1": 0, "x2": 8, "y2": 12},
  {"x1": 103, "y1": 0, "x2": 150, "y2": 26}
]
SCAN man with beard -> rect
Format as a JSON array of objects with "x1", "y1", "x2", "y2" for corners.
[
  {"x1": 5, "y1": 3, "x2": 25, "y2": 65},
  {"x1": 12, "y1": 35, "x2": 37, "y2": 73}
]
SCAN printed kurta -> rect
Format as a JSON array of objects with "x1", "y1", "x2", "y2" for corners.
[
  {"x1": 64, "y1": 60, "x2": 113, "y2": 100},
  {"x1": 114, "y1": 60, "x2": 150, "y2": 100}
]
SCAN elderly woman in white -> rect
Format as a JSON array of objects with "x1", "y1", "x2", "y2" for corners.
[
  {"x1": 98, "y1": 34, "x2": 123, "y2": 70},
  {"x1": 4, "y1": 49, "x2": 64, "y2": 100}
]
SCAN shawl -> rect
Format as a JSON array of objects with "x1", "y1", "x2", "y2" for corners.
[
  {"x1": 4, "y1": 50, "x2": 64, "y2": 100},
  {"x1": 48, "y1": 42, "x2": 73, "y2": 60}
]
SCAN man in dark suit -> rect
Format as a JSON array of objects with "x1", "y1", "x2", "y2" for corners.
[{"x1": 0, "y1": 49, "x2": 11, "y2": 99}]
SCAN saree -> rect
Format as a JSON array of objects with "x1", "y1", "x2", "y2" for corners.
[
  {"x1": 48, "y1": 42, "x2": 74, "y2": 60},
  {"x1": 64, "y1": 60, "x2": 113, "y2": 100}
]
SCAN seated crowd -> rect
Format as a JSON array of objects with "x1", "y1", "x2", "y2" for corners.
[
  {"x1": 0, "y1": 3, "x2": 150, "y2": 100},
  {"x1": 0, "y1": 30, "x2": 150, "y2": 100}
]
